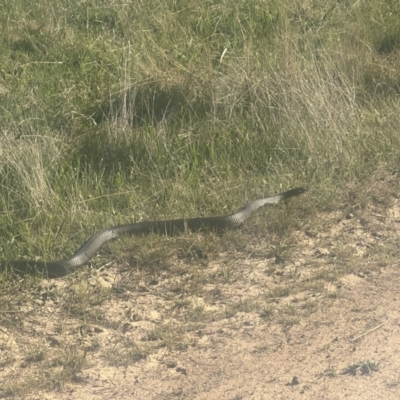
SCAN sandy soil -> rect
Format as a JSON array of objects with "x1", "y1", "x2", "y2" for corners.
[{"x1": 2, "y1": 191, "x2": 400, "y2": 399}]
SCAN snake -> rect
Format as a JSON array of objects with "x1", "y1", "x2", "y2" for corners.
[{"x1": 8, "y1": 187, "x2": 306, "y2": 278}]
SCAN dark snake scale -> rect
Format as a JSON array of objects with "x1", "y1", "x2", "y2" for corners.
[{"x1": 9, "y1": 188, "x2": 306, "y2": 278}]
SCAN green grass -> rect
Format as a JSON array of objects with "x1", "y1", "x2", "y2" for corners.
[
  {"x1": 1, "y1": 0, "x2": 400, "y2": 396},
  {"x1": 2, "y1": 0, "x2": 400, "y2": 265}
]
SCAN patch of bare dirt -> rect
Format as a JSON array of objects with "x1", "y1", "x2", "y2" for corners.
[{"x1": 2, "y1": 193, "x2": 400, "y2": 399}]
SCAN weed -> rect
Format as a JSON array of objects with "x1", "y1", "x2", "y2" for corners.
[{"x1": 343, "y1": 360, "x2": 380, "y2": 376}]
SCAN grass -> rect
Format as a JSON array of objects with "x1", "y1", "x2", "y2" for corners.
[
  {"x1": 1, "y1": 0, "x2": 400, "y2": 396},
  {"x1": 343, "y1": 360, "x2": 380, "y2": 376}
]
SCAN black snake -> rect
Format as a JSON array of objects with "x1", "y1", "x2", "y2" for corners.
[{"x1": 8, "y1": 187, "x2": 305, "y2": 278}]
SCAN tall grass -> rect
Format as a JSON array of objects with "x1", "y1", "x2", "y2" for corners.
[{"x1": 1, "y1": 0, "x2": 400, "y2": 263}]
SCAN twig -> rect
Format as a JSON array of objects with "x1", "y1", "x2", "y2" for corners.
[{"x1": 350, "y1": 319, "x2": 390, "y2": 342}]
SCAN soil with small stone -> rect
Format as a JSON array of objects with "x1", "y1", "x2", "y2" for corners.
[{"x1": 2, "y1": 190, "x2": 400, "y2": 399}]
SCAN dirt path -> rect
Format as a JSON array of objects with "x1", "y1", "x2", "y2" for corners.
[{"x1": 2, "y1": 193, "x2": 400, "y2": 399}]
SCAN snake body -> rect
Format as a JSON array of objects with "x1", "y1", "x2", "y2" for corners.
[{"x1": 9, "y1": 187, "x2": 305, "y2": 278}]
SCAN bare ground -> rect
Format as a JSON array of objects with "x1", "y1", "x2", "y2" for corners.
[{"x1": 2, "y1": 188, "x2": 400, "y2": 399}]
